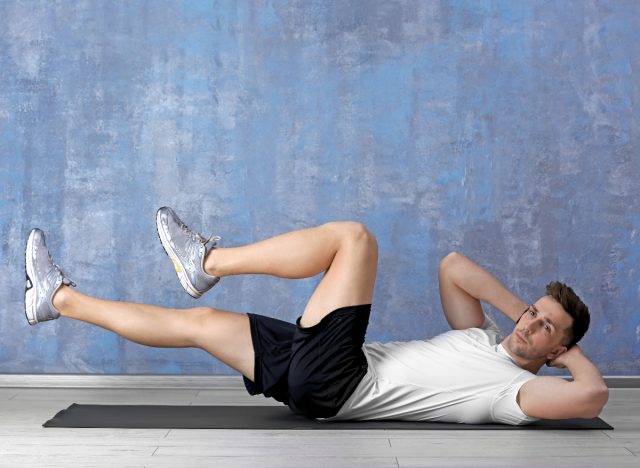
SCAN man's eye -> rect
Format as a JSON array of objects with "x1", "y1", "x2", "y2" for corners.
[{"x1": 530, "y1": 309, "x2": 535, "y2": 316}]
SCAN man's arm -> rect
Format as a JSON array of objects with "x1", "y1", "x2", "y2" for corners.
[
  {"x1": 438, "y1": 252, "x2": 528, "y2": 329},
  {"x1": 518, "y1": 345, "x2": 609, "y2": 419}
]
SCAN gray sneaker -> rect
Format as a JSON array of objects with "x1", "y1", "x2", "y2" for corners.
[
  {"x1": 24, "y1": 229, "x2": 76, "y2": 325},
  {"x1": 156, "y1": 207, "x2": 221, "y2": 298}
]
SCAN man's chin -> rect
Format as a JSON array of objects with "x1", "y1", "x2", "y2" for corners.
[
  {"x1": 509, "y1": 334, "x2": 521, "y2": 346},
  {"x1": 507, "y1": 336, "x2": 527, "y2": 355}
]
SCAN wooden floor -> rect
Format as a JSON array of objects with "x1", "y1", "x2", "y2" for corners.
[{"x1": 0, "y1": 380, "x2": 638, "y2": 468}]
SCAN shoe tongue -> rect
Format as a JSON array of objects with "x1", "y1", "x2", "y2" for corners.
[
  {"x1": 202, "y1": 234, "x2": 221, "y2": 247},
  {"x1": 51, "y1": 262, "x2": 76, "y2": 288},
  {"x1": 61, "y1": 276, "x2": 76, "y2": 288}
]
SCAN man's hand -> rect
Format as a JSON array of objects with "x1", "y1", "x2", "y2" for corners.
[{"x1": 547, "y1": 344, "x2": 583, "y2": 368}]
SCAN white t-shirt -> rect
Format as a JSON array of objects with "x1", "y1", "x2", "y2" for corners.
[{"x1": 322, "y1": 314, "x2": 539, "y2": 425}]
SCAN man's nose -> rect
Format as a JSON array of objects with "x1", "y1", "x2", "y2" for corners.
[{"x1": 525, "y1": 318, "x2": 542, "y2": 333}]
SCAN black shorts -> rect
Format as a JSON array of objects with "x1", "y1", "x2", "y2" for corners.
[{"x1": 242, "y1": 304, "x2": 371, "y2": 419}]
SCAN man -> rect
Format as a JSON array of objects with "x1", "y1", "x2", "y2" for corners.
[{"x1": 24, "y1": 207, "x2": 609, "y2": 424}]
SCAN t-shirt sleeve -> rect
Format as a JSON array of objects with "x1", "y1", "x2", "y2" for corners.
[
  {"x1": 481, "y1": 313, "x2": 502, "y2": 337},
  {"x1": 491, "y1": 376, "x2": 540, "y2": 425}
]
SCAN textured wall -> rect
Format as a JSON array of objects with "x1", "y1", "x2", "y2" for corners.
[{"x1": 0, "y1": 0, "x2": 638, "y2": 376}]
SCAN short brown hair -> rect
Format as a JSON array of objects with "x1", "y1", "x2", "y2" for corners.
[{"x1": 546, "y1": 281, "x2": 590, "y2": 349}]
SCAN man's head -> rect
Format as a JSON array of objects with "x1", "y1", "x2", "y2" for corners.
[
  {"x1": 505, "y1": 281, "x2": 590, "y2": 372},
  {"x1": 543, "y1": 281, "x2": 590, "y2": 350}
]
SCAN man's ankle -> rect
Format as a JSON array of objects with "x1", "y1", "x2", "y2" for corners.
[
  {"x1": 52, "y1": 285, "x2": 72, "y2": 315},
  {"x1": 204, "y1": 248, "x2": 222, "y2": 277}
]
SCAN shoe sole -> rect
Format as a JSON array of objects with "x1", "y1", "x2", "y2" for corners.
[
  {"x1": 156, "y1": 209, "x2": 202, "y2": 299},
  {"x1": 24, "y1": 229, "x2": 39, "y2": 325}
]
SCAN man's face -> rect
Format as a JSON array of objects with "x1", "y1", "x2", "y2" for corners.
[{"x1": 508, "y1": 295, "x2": 574, "y2": 362}]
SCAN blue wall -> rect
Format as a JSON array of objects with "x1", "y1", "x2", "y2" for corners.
[{"x1": 1, "y1": 0, "x2": 638, "y2": 376}]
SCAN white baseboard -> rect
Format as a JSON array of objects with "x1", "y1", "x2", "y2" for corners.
[
  {"x1": 0, "y1": 374, "x2": 246, "y2": 388},
  {"x1": 0, "y1": 374, "x2": 637, "y2": 388}
]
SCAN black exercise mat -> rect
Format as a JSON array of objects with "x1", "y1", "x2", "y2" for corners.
[{"x1": 43, "y1": 404, "x2": 613, "y2": 430}]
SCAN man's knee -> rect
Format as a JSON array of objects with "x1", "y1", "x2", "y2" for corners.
[
  {"x1": 191, "y1": 306, "x2": 217, "y2": 319},
  {"x1": 325, "y1": 221, "x2": 378, "y2": 253},
  {"x1": 187, "y1": 306, "x2": 218, "y2": 346},
  {"x1": 345, "y1": 222, "x2": 378, "y2": 259}
]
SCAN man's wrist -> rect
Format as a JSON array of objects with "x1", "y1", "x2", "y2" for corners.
[{"x1": 563, "y1": 348, "x2": 586, "y2": 370}]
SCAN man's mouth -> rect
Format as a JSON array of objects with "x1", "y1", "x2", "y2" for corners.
[{"x1": 516, "y1": 332, "x2": 527, "y2": 344}]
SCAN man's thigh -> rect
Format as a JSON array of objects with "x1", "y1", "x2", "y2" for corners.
[
  {"x1": 299, "y1": 233, "x2": 378, "y2": 328},
  {"x1": 194, "y1": 308, "x2": 255, "y2": 381}
]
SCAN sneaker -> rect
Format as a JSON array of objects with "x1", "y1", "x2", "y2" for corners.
[
  {"x1": 24, "y1": 229, "x2": 76, "y2": 325},
  {"x1": 155, "y1": 207, "x2": 221, "y2": 298}
]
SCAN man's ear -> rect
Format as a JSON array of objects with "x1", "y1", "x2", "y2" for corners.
[{"x1": 548, "y1": 345, "x2": 568, "y2": 361}]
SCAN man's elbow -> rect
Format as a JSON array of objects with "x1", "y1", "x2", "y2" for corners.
[{"x1": 584, "y1": 386, "x2": 609, "y2": 418}]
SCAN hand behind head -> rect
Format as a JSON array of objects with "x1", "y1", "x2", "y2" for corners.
[{"x1": 547, "y1": 344, "x2": 582, "y2": 368}]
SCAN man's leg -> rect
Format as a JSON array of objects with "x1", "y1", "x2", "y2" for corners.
[
  {"x1": 53, "y1": 288, "x2": 255, "y2": 380},
  {"x1": 50, "y1": 220, "x2": 376, "y2": 383},
  {"x1": 204, "y1": 221, "x2": 378, "y2": 327}
]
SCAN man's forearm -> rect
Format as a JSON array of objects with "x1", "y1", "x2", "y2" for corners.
[
  {"x1": 565, "y1": 351, "x2": 607, "y2": 390},
  {"x1": 445, "y1": 252, "x2": 528, "y2": 322},
  {"x1": 564, "y1": 350, "x2": 609, "y2": 416}
]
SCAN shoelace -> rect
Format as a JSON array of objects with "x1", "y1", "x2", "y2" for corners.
[
  {"x1": 24, "y1": 262, "x2": 76, "y2": 292},
  {"x1": 52, "y1": 262, "x2": 77, "y2": 287},
  {"x1": 202, "y1": 234, "x2": 221, "y2": 247},
  {"x1": 180, "y1": 223, "x2": 221, "y2": 248}
]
